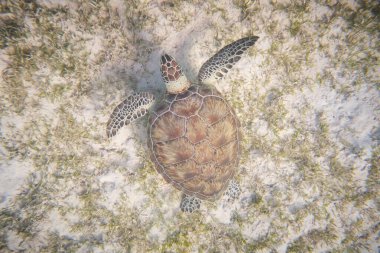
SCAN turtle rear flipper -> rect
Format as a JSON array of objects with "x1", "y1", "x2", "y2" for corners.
[
  {"x1": 224, "y1": 179, "x2": 241, "y2": 202},
  {"x1": 198, "y1": 36, "x2": 259, "y2": 85},
  {"x1": 106, "y1": 92, "x2": 155, "y2": 137},
  {"x1": 180, "y1": 195, "x2": 201, "y2": 213}
]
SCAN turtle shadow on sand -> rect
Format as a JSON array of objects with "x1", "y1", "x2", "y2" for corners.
[{"x1": 86, "y1": 38, "x2": 159, "y2": 141}]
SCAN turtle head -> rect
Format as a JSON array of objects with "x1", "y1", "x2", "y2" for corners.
[{"x1": 160, "y1": 54, "x2": 190, "y2": 94}]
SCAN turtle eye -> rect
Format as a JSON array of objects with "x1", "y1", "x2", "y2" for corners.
[
  {"x1": 164, "y1": 54, "x2": 172, "y2": 62},
  {"x1": 161, "y1": 54, "x2": 173, "y2": 64},
  {"x1": 161, "y1": 55, "x2": 166, "y2": 63}
]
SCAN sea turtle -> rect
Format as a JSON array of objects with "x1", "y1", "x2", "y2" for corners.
[{"x1": 107, "y1": 36, "x2": 259, "y2": 212}]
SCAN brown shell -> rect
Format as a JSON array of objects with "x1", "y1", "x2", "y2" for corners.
[{"x1": 148, "y1": 85, "x2": 240, "y2": 201}]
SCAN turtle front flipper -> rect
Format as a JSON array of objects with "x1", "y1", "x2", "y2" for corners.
[
  {"x1": 198, "y1": 36, "x2": 259, "y2": 85},
  {"x1": 106, "y1": 92, "x2": 155, "y2": 137}
]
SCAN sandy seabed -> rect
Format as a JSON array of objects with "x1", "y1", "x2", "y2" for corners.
[{"x1": 0, "y1": 0, "x2": 379, "y2": 252}]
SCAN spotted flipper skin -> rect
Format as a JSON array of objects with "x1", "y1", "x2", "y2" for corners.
[
  {"x1": 198, "y1": 36, "x2": 259, "y2": 85},
  {"x1": 224, "y1": 179, "x2": 241, "y2": 202},
  {"x1": 106, "y1": 92, "x2": 155, "y2": 137},
  {"x1": 180, "y1": 195, "x2": 201, "y2": 213}
]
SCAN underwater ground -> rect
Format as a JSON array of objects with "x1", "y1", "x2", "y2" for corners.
[{"x1": 0, "y1": 0, "x2": 379, "y2": 252}]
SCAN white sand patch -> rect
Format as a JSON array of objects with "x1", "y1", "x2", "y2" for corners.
[
  {"x1": 306, "y1": 51, "x2": 331, "y2": 81},
  {"x1": 148, "y1": 224, "x2": 168, "y2": 244},
  {"x1": 0, "y1": 114, "x2": 27, "y2": 137},
  {"x1": 108, "y1": 0, "x2": 127, "y2": 24},
  {"x1": 98, "y1": 171, "x2": 125, "y2": 208},
  {"x1": 0, "y1": 48, "x2": 9, "y2": 73},
  {"x1": 242, "y1": 218, "x2": 271, "y2": 241},
  {"x1": 107, "y1": 130, "x2": 142, "y2": 172},
  {"x1": 285, "y1": 84, "x2": 378, "y2": 136},
  {"x1": 122, "y1": 181, "x2": 147, "y2": 209},
  {"x1": 45, "y1": 209, "x2": 77, "y2": 237},
  {"x1": 342, "y1": 0, "x2": 361, "y2": 10},
  {"x1": 86, "y1": 36, "x2": 105, "y2": 64},
  {"x1": 0, "y1": 159, "x2": 32, "y2": 209},
  {"x1": 207, "y1": 202, "x2": 235, "y2": 225},
  {"x1": 5, "y1": 230, "x2": 25, "y2": 252},
  {"x1": 308, "y1": 2, "x2": 334, "y2": 21},
  {"x1": 36, "y1": 0, "x2": 77, "y2": 9}
]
